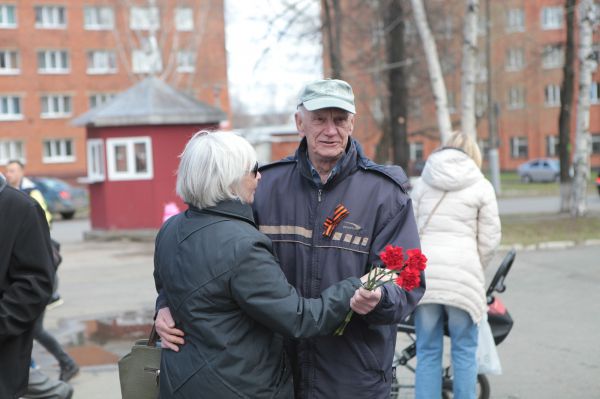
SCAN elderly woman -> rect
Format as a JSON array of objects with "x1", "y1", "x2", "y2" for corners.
[{"x1": 154, "y1": 131, "x2": 363, "y2": 398}]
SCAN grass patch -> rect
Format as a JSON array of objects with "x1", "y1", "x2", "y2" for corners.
[
  {"x1": 485, "y1": 172, "x2": 597, "y2": 198},
  {"x1": 501, "y1": 212, "x2": 600, "y2": 246}
]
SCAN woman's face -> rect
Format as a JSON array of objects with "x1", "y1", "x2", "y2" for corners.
[{"x1": 237, "y1": 162, "x2": 261, "y2": 204}]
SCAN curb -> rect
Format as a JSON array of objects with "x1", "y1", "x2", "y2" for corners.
[{"x1": 499, "y1": 239, "x2": 600, "y2": 252}]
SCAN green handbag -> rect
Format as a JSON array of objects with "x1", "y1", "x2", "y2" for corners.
[{"x1": 118, "y1": 326, "x2": 161, "y2": 399}]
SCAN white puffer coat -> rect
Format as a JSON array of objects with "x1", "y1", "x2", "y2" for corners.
[{"x1": 410, "y1": 148, "x2": 501, "y2": 323}]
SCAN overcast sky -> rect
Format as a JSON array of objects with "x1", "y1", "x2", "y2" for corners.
[{"x1": 224, "y1": 0, "x2": 323, "y2": 115}]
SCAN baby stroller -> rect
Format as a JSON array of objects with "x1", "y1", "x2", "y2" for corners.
[{"x1": 390, "y1": 249, "x2": 516, "y2": 399}]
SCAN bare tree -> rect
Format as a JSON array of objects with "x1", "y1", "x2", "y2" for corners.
[
  {"x1": 460, "y1": 0, "x2": 479, "y2": 140},
  {"x1": 409, "y1": 0, "x2": 452, "y2": 144},
  {"x1": 374, "y1": 0, "x2": 409, "y2": 168},
  {"x1": 558, "y1": 0, "x2": 576, "y2": 212},
  {"x1": 322, "y1": 0, "x2": 344, "y2": 78},
  {"x1": 570, "y1": 0, "x2": 597, "y2": 217}
]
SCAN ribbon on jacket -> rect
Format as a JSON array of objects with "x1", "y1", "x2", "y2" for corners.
[{"x1": 323, "y1": 204, "x2": 349, "y2": 238}]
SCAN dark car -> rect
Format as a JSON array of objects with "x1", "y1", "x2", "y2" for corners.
[{"x1": 30, "y1": 177, "x2": 88, "y2": 220}]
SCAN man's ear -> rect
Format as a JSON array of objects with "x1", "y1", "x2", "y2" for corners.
[
  {"x1": 295, "y1": 112, "x2": 306, "y2": 138},
  {"x1": 348, "y1": 113, "x2": 355, "y2": 136}
]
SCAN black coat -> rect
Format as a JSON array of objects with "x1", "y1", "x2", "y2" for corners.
[
  {"x1": 154, "y1": 200, "x2": 360, "y2": 398},
  {"x1": 0, "y1": 176, "x2": 54, "y2": 398}
]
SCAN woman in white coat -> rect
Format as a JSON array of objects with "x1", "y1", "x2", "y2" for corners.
[{"x1": 410, "y1": 132, "x2": 501, "y2": 399}]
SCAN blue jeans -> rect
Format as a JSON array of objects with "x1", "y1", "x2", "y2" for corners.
[{"x1": 414, "y1": 304, "x2": 478, "y2": 399}]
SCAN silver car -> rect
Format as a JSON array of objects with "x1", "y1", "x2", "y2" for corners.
[{"x1": 517, "y1": 158, "x2": 560, "y2": 183}]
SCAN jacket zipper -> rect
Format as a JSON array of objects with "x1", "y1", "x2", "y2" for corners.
[{"x1": 318, "y1": 189, "x2": 322, "y2": 202}]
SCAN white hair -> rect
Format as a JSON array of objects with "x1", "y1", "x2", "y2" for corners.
[{"x1": 176, "y1": 130, "x2": 257, "y2": 209}]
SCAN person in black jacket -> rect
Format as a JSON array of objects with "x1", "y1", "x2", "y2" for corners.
[
  {"x1": 0, "y1": 173, "x2": 54, "y2": 398},
  {"x1": 156, "y1": 79, "x2": 424, "y2": 398},
  {"x1": 153, "y1": 131, "x2": 366, "y2": 398}
]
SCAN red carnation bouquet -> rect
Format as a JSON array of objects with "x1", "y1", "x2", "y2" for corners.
[{"x1": 333, "y1": 245, "x2": 427, "y2": 336}]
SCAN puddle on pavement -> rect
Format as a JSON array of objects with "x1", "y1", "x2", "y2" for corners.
[{"x1": 60, "y1": 309, "x2": 155, "y2": 366}]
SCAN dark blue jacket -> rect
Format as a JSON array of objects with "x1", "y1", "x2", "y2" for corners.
[{"x1": 253, "y1": 138, "x2": 425, "y2": 399}]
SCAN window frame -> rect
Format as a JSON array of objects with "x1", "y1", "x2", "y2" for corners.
[
  {"x1": 592, "y1": 134, "x2": 600, "y2": 155},
  {"x1": 106, "y1": 136, "x2": 154, "y2": 181},
  {"x1": 505, "y1": 47, "x2": 524, "y2": 71},
  {"x1": 83, "y1": 5, "x2": 114, "y2": 30},
  {"x1": 42, "y1": 138, "x2": 75, "y2": 163},
  {"x1": 541, "y1": 6, "x2": 563, "y2": 30},
  {"x1": 86, "y1": 50, "x2": 117, "y2": 74},
  {"x1": 0, "y1": 140, "x2": 24, "y2": 165},
  {"x1": 510, "y1": 136, "x2": 528, "y2": 159},
  {"x1": 542, "y1": 44, "x2": 564, "y2": 69},
  {"x1": 86, "y1": 139, "x2": 105, "y2": 182},
  {"x1": 176, "y1": 50, "x2": 195, "y2": 73},
  {"x1": 0, "y1": 49, "x2": 19, "y2": 74},
  {"x1": 544, "y1": 84, "x2": 561, "y2": 107},
  {"x1": 40, "y1": 94, "x2": 72, "y2": 118},
  {"x1": 129, "y1": 6, "x2": 160, "y2": 30},
  {"x1": 0, "y1": 95, "x2": 23, "y2": 120},
  {"x1": 88, "y1": 92, "x2": 116, "y2": 109},
  {"x1": 34, "y1": 5, "x2": 66, "y2": 29},
  {"x1": 174, "y1": 7, "x2": 194, "y2": 31},
  {"x1": 37, "y1": 49, "x2": 70, "y2": 74},
  {"x1": 590, "y1": 82, "x2": 600, "y2": 105},
  {"x1": 507, "y1": 86, "x2": 525, "y2": 110},
  {"x1": 0, "y1": 4, "x2": 17, "y2": 28},
  {"x1": 506, "y1": 8, "x2": 525, "y2": 32}
]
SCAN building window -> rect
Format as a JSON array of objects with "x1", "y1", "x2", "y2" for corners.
[
  {"x1": 546, "y1": 135, "x2": 559, "y2": 157},
  {"x1": 592, "y1": 44, "x2": 600, "y2": 66},
  {"x1": 410, "y1": 142, "x2": 424, "y2": 161},
  {"x1": 507, "y1": 86, "x2": 525, "y2": 110},
  {"x1": 447, "y1": 92, "x2": 456, "y2": 114},
  {"x1": 0, "y1": 95, "x2": 22, "y2": 120},
  {"x1": 510, "y1": 136, "x2": 528, "y2": 158},
  {"x1": 591, "y1": 82, "x2": 600, "y2": 105},
  {"x1": 176, "y1": 50, "x2": 195, "y2": 73},
  {"x1": 130, "y1": 6, "x2": 159, "y2": 30},
  {"x1": 476, "y1": 52, "x2": 487, "y2": 82},
  {"x1": 592, "y1": 134, "x2": 600, "y2": 155},
  {"x1": 542, "y1": 44, "x2": 564, "y2": 69},
  {"x1": 83, "y1": 6, "x2": 114, "y2": 30},
  {"x1": 106, "y1": 137, "x2": 153, "y2": 181},
  {"x1": 37, "y1": 50, "x2": 69, "y2": 73},
  {"x1": 175, "y1": 7, "x2": 193, "y2": 31},
  {"x1": 0, "y1": 4, "x2": 16, "y2": 28},
  {"x1": 541, "y1": 6, "x2": 563, "y2": 30},
  {"x1": 40, "y1": 95, "x2": 72, "y2": 118},
  {"x1": 43, "y1": 138, "x2": 74, "y2": 163},
  {"x1": 86, "y1": 50, "x2": 117, "y2": 74},
  {"x1": 506, "y1": 8, "x2": 525, "y2": 32},
  {"x1": 0, "y1": 49, "x2": 19, "y2": 74},
  {"x1": 132, "y1": 45, "x2": 162, "y2": 74},
  {"x1": 0, "y1": 140, "x2": 24, "y2": 164},
  {"x1": 35, "y1": 5, "x2": 66, "y2": 28},
  {"x1": 86, "y1": 139, "x2": 105, "y2": 182},
  {"x1": 475, "y1": 90, "x2": 487, "y2": 116},
  {"x1": 506, "y1": 47, "x2": 524, "y2": 71},
  {"x1": 89, "y1": 93, "x2": 116, "y2": 109},
  {"x1": 409, "y1": 98, "x2": 421, "y2": 118},
  {"x1": 544, "y1": 84, "x2": 561, "y2": 107}
]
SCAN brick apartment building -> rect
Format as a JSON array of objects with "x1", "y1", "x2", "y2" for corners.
[
  {"x1": 0, "y1": 0, "x2": 229, "y2": 180},
  {"x1": 326, "y1": 0, "x2": 599, "y2": 174}
]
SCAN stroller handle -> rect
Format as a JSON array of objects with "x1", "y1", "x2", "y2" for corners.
[{"x1": 486, "y1": 249, "x2": 516, "y2": 304}]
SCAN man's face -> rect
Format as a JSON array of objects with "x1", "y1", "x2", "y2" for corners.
[
  {"x1": 5, "y1": 162, "x2": 24, "y2": 188},
  {"x1": 295, "y1": 107, "x2": 354, "y2": 164}
]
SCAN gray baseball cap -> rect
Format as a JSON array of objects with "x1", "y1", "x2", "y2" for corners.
[{"x1": 297, "y1": 79, "x2": 356, "y2": 114}]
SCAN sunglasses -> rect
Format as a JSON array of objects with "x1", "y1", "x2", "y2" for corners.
[{"x1": 250, "y1": 162, "x2": 259, "y2": 177}]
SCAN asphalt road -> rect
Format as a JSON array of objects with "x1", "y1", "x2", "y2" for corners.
[{"x1": 43, "y1": 208, "x2": 600, "y2": 398}]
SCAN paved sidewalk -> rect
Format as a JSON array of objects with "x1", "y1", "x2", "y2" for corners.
[{"x1": 33, "y1": 239, "x2": 156, "y2": 398}]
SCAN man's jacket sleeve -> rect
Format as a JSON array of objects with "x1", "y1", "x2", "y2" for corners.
[
  {"x1": 361, "y1": 196, "x2": 425, "y2": 325},
  {"x1": 0, "y1": 203, "x2": 54, "y2": 340}
]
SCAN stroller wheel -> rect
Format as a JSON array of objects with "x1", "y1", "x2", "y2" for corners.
[{"x1": 441, "y1": 374, "x2": 491, "y2": 399}]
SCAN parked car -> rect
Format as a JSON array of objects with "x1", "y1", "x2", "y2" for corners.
[
  {"x1": 30, "y1": 177, "x2": 88, "y2": 220},
  {"x1": 517, "y1": 158, "x2": 561, "y2": 183}
]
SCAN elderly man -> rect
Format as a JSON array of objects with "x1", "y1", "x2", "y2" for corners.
[
  {"x1": 156, "y1": 79, "x2": 424, "y2": 398},
  {"x1": 0, "y1": 173, "x2": 54, "y2": 398}
]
